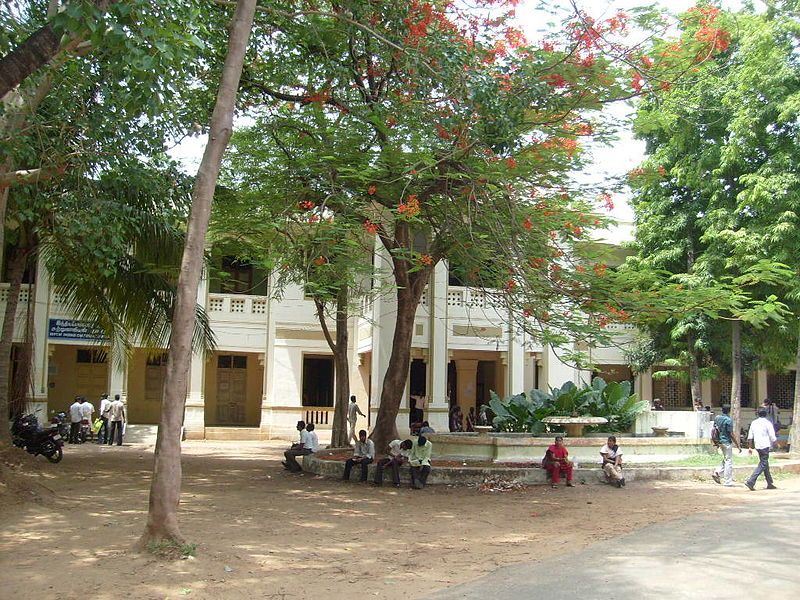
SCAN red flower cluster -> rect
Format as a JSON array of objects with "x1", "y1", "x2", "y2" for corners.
[
  {"x1": 599, "y1": 192, "x2": 614, "y2": 211},
  {"x1": 298, "y1": 200, "x2": 315, "y2": 210},
  {"x1": 368, "y1": 184, "x2": 377, "y2": 195},
  {"x1": 541, "y1": 73, "x2": 568, "y2": 88},
  {"x1": 505, "y1": 157, "x2": 518, "y2": 169},
  {"x1": 418, "y1": 253, "x2": 433, "y2": 266},
  {"x1": 398, "y1": 194, "x2": 421, "y2": 217},
  {"x1": 313, "y1": 256, "x2": 327, "y2": 266},
  {"x1": 363, "y1": 220, "x2": 379, "y2": 235},
  {"x1": 522, "y1": 216, "x2": 532, "y2": 230},
  {"x1": 593, "y1": 262, "x2": 607, "y2": 277}
]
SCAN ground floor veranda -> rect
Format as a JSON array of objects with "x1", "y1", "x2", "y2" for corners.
[{"x1": 21, "y1": 341, "x2": 797, "y2": 440}]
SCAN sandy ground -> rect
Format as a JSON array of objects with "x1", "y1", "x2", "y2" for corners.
[{"x1": 1, "y1": 440, "x2": 798, "y2": 600}]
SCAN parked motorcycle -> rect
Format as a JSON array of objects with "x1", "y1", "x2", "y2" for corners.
[
  {"x1": 49, "y1": 410, "x2": 70, "y2": 440},
  {"x1": 11, "y1": 413, "x2": 64, "y2": 463}
]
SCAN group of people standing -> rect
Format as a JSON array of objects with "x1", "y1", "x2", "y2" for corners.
[
  {"x1": 448, "y1": 404, "x2": 478, "y2": 433},
  {"x1": 68, "y1": 394, "x2": 126, "y2": 445}
]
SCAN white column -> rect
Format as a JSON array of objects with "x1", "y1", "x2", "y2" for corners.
[
  {"x1": 506, "y1": 316, "x2": 525, "y2": 396},
  {"x1": 184, "y1": 267, "x2": 209, "y2": 438},
  {"x1": 426, "y1": 260, "x2": 449, "y2": 432},
  {"x1": 259, "y1": 273, "x2": 277, "y2": 436},
  {"x1": 369, "y1": 241, "x2": 395, "y2": 424},
  {"x1": 29, "y1": 254, "x2": 51, "y2": 414},
  {"x1": 108, "y1": 348, "x2": 127, "y2": 402}
]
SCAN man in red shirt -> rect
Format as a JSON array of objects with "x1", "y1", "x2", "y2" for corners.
[{"x1": 543, "y1": 436, "x2": 574, "y2": 488}]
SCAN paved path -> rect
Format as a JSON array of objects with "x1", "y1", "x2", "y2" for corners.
[{"x1": 428, "y1": 487, "x2": 800, "y2": 599}]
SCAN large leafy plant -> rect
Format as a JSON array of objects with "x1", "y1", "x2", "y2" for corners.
[{"x1": 488, "y1": 377, "x2": 647, "y2": 433}]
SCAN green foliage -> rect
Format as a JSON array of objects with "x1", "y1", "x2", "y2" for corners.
[
  {"x1": 146, "y1": 539, "x2": 197, "y2": 560},
  {"x1": 489, "y1": 377, "x2": 647, "y2": 433}
]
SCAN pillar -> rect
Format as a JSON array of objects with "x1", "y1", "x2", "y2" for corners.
[
  {"x1": 701, "y1": 379, "x2": 713, "y2": 406},
  {"x1": 184, "y1": 267, "x2": 209, "y2": 438},
  {"x1": 28, "y1": 253, "x2": 51, "y2": 414},
  {"x1": 506, "y1": 317, "x2": 525, "y2": 396},
  {"x1": 755, "y1": 369, "x2": 768, "y2": 404},
  {"x1": 259, "y1": 272, "x2": 277, "y2": 436},
  {"x1": 426, "y1": 260, "x2": 449, "y2": 432},
  {"x1": 635, "y1": 369, "x2": 653, "y2": 404},
  {"x1": 107, "y1": 347, "x2": 127, "y2": 403}
]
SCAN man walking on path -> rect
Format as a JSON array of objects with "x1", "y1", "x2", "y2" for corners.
[
  {"x1": 107, "y1": 394, "x2": 126, "y2": 446},
  {"x1": 348, "y1": 395, "x2": 366, "y2": 445},
  {"x1": 68, "y1": 396, "x2": 83, "y2": 443},
  {"x1": 712, "y1": 405, "x2": 742, "y2": 486},
  {"x1": 98, "y1": 394, "x2": 111, "y2": 444},
  {"x1": 745, "y1": 408, "x2": 777, "y2": 491}
]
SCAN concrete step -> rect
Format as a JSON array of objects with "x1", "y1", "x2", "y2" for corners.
[{"x1": 204, "y1": 427, "x2": 264, "y2": 441}]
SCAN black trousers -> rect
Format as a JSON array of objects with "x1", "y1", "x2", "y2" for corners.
[
  {"x1": 410, "y1": 465, "x2": 431, "y2": 488},
  {"x1": 343, "y1": 457, "x2": 373, "y2": 481},
  {"x1": 746, "y1": 448, "x2": 773, "y2": 486},
  {"x1": 69, "y1": 422, "x2": 81, "y2": 443},
  {"x1": 374, "y1": 456, "x2": 404, "y2": 485},
  {"x1": 284, "y1": 448, "x2": 312, "y2": 472},
  {"x1": 108, "y1": 421, "x2": 123, "y2": 446}
]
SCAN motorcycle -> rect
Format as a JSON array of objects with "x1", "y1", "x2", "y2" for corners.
[
  {"x1": 49, "y1": 410, "x2": 70, "y2": 440},
  {"x1": 11, "y1": 412, "x2": 64, "y2": 463}
]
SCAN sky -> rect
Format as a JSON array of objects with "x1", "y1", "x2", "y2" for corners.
[{"x1": 170, "y1": 0, "x2": 749, "y2": 226}]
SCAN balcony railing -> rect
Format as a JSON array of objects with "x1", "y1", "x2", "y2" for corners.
[
  {"x1": 304, "y1": 407, "x2": 334, "y2": 427},
  {"x1": 207, "y1": 293, "x2": 268, "y2": 319},
  {"x1": 0, "y1": 283, "x2": 31, "y2": 306}
]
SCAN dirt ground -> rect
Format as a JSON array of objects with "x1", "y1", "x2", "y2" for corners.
[{"x1": 1, "y1": 440, "x2": 798, "y2": 600}]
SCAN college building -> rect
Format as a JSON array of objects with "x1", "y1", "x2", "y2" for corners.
[{"x1": 5, "y1": 225, "x2": 795, "y2": 440}]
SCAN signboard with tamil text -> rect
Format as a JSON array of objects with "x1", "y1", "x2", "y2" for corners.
[{"x1": 48, "y1": 319, "x2": 107, "y2": 342}]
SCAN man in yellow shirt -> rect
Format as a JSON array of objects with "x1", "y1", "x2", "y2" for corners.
[{"x1": 409, "y1": 435, "x2": 433, "y2": 489}]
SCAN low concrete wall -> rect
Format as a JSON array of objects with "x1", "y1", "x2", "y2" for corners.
[
  {"x1": 634, "y1": 409, "x2": 711, "y2": 438},
  {"x1": 304, "y1": 451, "x2": 800, "y2": 486},
  {"x1": 428, "y1": 433, "x2": 713, "y2": 463}
]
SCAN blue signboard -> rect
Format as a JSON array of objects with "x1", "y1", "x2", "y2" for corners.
[{"x1": 48, "y1": 319, "x2": 107, "y2": 342}]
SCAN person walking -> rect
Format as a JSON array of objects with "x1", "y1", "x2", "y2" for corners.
[
  {"x1": 347, "y1": 395, "x2": 366, "y2": 445},
  {"x1": 97, "y1": 393, "x2": 111, "y2": 444},
  {"x1": 711, "y1": 405, "x2": 742, "y2": 487},
  {"x1": 68, "y1": 396, "x2": 83, "y2": 443},
  {"x1": 80, "y1": 396, "x2": 95, "y2": 441},
  {"x1": 107, "y1": 394, "x2": 126, "y2": 446},
  {"x1": 744, "y1": 408, "x2": 777, "y2": 491}
]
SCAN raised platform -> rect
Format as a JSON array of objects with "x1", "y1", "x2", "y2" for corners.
[
  {"x1": 303, "y1": 449, "x2": 800, "y2": 486},
  {"x1": 427, "y1": 432, "x2": 713, "y2": 464}
]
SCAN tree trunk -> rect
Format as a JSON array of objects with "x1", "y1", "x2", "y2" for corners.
[
  {"x1": 331, "y1": 286, "x2": 350, "y2": 448},
  {"x1": 686, "y1": 331, "x2": 703, "y2": 409},
  {"x1": 0, "y1": 246, "x2": 30, "y2": 443},
  {"x1": 791, "y1": 322, "x2": 800, "y2": 455},
  {"x1": 370, "y1": 285, "x2": 424, "y2": 451},
  {"x1": 137, "y1": 0, "x2": 256, "y2": 548},
  {"x1": 0, "y1": 0, "x2": 116, "y2": 100},
  {"x1": 730, "y1": 320, "x2": 742, "y2": 438}
]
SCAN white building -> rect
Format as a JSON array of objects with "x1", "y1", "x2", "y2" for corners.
[{"x1": 4, "y1": 226, "x2": 790, "y2": 440}]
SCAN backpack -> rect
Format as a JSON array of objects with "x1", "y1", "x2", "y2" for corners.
[{"x1": 710, "y1": 422, "x2": 720, "y2": 447}]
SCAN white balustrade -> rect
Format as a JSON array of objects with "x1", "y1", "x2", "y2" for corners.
[{"x1": 207, "y1": 293, "x2": 270, "y2": 322}]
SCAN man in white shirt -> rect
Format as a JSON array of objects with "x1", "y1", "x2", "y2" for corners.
[
  {"x1": 348, "y1": 395, "x2": 366, "y2": 445},
  {"x1": 80, "y1": 398, "x2": 95, "y2": 441},
  {"x1": 68, "y1": 396, "x2": 83, "y2": 443},
  {"x1": 373, "y1": 438, "x2": 413, "y2": 486},
  {"x1": 343, "y1": 430, "x2": 375, "y2": 482},
  {"x1": 600, "y1": 435, "x2": 625, "y2": 488},
  {"x1": 745, "y1": 408, "x2": 777, "y2": 491},
  {"x1": 107, "y1": 394, "x2": 126, "y2": 446},
  {"x1": 98, "y1": 393, "x2": 111, "y2": 444},
  {"x1": 283, "y1": 421, "x2": 318, "y2": 473}
]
